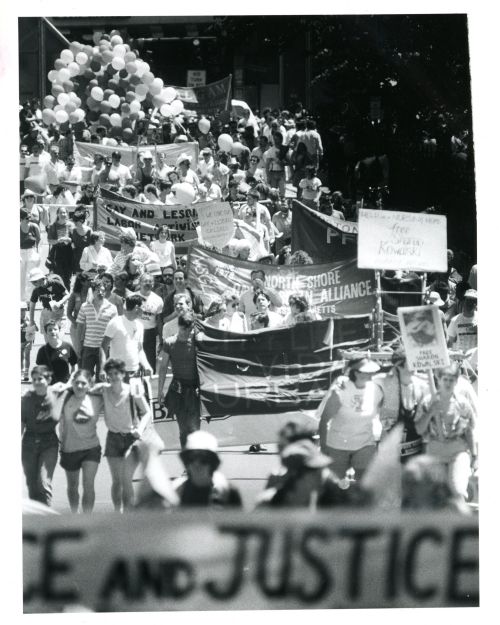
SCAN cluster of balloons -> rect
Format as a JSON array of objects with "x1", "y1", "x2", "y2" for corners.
[
  {"x1": 40, "y1": 30, "x2": 189, "y2": 143},
  {"x1": 216, "y1": 133, "x2": 245, "y2": 156}
]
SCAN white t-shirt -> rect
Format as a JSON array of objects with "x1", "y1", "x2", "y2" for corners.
[
  {"x1": 150, "y1": 240, "x2": 176, "y2": 268},
  {"x1": 448, "y1": 311, "x2": 478, "y2": 351},
  {"x1": 299, "y1": 176, "x2": 322, "y2": 200},
  {"x1": 104, "y1": 316, "x2": 144, "y2": 372},
  {"x1": 325, "y1": 379, "x2": 384, "y2": 450},
  {"x1": 137, "y1": 292, "x2": 163, "y2": 331},
  {"x1": 108, "y1": 163, "x2": 132, "y2": 187}
]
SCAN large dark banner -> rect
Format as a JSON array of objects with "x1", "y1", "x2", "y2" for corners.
[
  {"x1": 172, "y1": 76, "x2": 232, "y2": 115},
  {"x1": 291, "y1": 201, "x2": 358, "y2": 262},
  {"x1": 196, "y1": 319, "x2": 371, "y2": 418}
]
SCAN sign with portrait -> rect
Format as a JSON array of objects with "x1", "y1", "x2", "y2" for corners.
[{"x1": 397, "y1": 305, "x2": 450, "y2": 371}]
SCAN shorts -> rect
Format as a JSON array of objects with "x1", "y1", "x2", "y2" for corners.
[
  {"x1": 60, "y1": 445, "x2": 102, "y2": 471},
  {"x1": 104, "y1": 431, "x2": 137, "y2": 458}
]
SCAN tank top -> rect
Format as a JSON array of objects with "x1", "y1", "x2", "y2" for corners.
[{"x1": 102, "y1": 384, "x2": 141, "y2": 434}]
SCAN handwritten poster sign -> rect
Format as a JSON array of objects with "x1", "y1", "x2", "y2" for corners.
[
  {"x1": 357, "y1": 209, "x2": 447, "y2": 272},
  {"x1": 197, "y1": 202, "x2": 235, "y2": 248},
  {"x1": 398, "y1": 305, "x2": 450, "y2": 371}
]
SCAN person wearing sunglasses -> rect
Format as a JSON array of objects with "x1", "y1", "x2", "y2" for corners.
[
  {"x1": 173, "y1": 431, "x2": 242, "y2": 508},
  {"x1": 415, "y1": 363, "x2": 477, "y2": 503}
]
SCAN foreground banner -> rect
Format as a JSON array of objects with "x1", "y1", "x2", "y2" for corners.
[
  {"x1": 75, "y1": 141, "x2": 199, "y2": 169},
  {"x1": 172, "y1": 76, "x2": 232, "y2": 115},
  {"x1": 291, "y1": 200, "x2": 359, "y2": 262},
  {"x1": 188, "y1": 246, "x2": 376, "y2": 317},
  {"x1": 96, "y1": 187, "x2": 199, "y2": 254},
  {"x1": 196, "y1": 320, "x2": 371, "y2": 418},
  {"x1": 23, "y1": 510, "x2": 478, "y2": 612}
]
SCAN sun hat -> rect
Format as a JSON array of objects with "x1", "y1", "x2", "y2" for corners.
[
  {"x1": 175, "y1": 153, "x2": 192, "y2": 167},
  {"x1": 348, "y1": 357, "x2": 380, "y2": 374},
  {"x1": 464, "y1": 289, "x2": 477, "y2": 300},
  {"x1": 281, "y1": 439, "x2": 332, "y2": 469},
  {"x1": 201, "y1": 147, "x2": 212, "y2": 155},
  {"x1": 22, "y1": 189, "x2": 36, "y2": 199},
  {"x1": 428, "y1": 291, "x2": 445, "y2": 307},
  {"x1": 141, "y1": 150, "x2": 154, "y2": 159},
  {"x1": 174, "y1": 134, "x2": 189, "y2": 143},
  {"x1": 145, "y1": 262, "x2": 162, "y2": 276},
  {"x1": 29, "y1": 267, "x2": 45, "y2": 282},
  {"x1": 180, "y1": 431, "x2": 220, "y2": 469}
]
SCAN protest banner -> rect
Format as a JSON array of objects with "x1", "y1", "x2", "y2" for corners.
[
  {"x1": 197, "y1": 201, "x2": 235, "y2": 248},
  {"x1": 95, "y1": 187, "x2": 199, "y2": 255},
  {"x1": 172, "y1": 76, "x2": 232, "y2": 116},
  {"x1": 74, "y1": 141, "x2": 199, "y2": 170},
  {"x1": 187, "y1": 246, "x2": 376, "y2": 317},
  {"x1": 358, "y1": 209, "x2": 447, "y2": 272},
  {"x1": 291, "y1": 200, "x2": 358, "y2": 263},
  {"x1": 398, "y1": 305, "x2": 450, "y2": 371},
  {"x1": 23, "y1": 510, "x2": 478, "y2": 612},
  {"x1": 196, "y1": 320, "x2": 371, "y2": 419}
]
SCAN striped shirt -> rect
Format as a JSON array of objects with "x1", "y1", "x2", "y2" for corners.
[{"x1": 77, "y1": 300, "x2": 117, "y2": 348}]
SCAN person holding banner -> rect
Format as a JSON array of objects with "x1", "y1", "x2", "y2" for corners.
[
  {"x1": 157, "y1": 311, "x2": 201, "y2": 448},
  {"x1": 415, "y1": 363, "x2": 477, "y2": 501},
  {"x1": 239, "y1": 268, "x2": 283, "y2": 323},
  {"x1": 251, "y1": 291, "x2": 284, "y2": 330},
  {"x1": 318, "y1": 358, "x2": 384, "y2": 481}
]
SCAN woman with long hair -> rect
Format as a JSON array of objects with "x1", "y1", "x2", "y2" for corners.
[
  {"x1": 70, "y1": 207, "x2": 91, "y2": 274},
  {"x1": 79, "y1": 230, "x2": 113, "y2": 273},
  {"x1": 67, "y1": 272, "x2": 92, "y2": 358},
  {"x1": 150, "y1": 225, "x2": 176, "y2": 271}
]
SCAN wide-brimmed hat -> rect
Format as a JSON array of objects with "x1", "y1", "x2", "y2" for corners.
[
  {"x1": 145, "y1": 262, "x2": 162, "y2": 276},
  {"x1": 428, "y1": 291, "x2": 445, "y2": 306},
  {"x1": 141, "y1": 150, "x2": 154, "y2": 160},
  {"x1": 464, "y1": 289, "x2": 477, "y2": 300},
  {"x1": 174, "y1": 134, "x2": 188, "y2": 143},
  {"x1": 180, "y1": 431, "x2": 220, "y2": 469},
  {"x1": 201, "y1": 147, "x2": 212, "y2": 155},
  {"x1": 348, "y1": 357, "x2": 380, "y2": 374},
  {"x1": 29, "y1": 267, "x2": 45, "y2": 282},
  {"x1": 281, "y1": 440, "x2": 332, "y2": 469},
  {"x1": 22, "y1": 189, "x2": 36, "y2": 199},
  {"x1": 175, "y1": 153, "x2": 192, "y2": 167}
]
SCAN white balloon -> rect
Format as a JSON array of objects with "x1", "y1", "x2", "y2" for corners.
[
  {"x1": 75, "y1": 108, "x2": 86, "y2": 121},
  {"x1": 53, "y1": 104, "x2": 64, "y2": 112},
  {"x1": 48, "y1": 70, "x2": 58, "y2": 83},
  {"x1": 142, "y1": 72, "x2": 155, "y2": 86},
  {"x1": 129, "y1": 100, "x2": 141, "y2": 114},
  {"x1": 160, "y1": 103, "x2": 172, "y2": 117},
  {"x1": 218, "y1": 133, "x2": 233, "y2": 152},
  {"x1": 175, "y1": 183, "x2": 196, "y2": 205},
  {"x1": 75, "y1": 52, "x2": 88, "y2": 66},
  {"x1": 67, "y1": 62, "x2": 80, "y2": 77},
  {"x1": 170, "y1": 99, "x2": 184, "y2": 115},
  {"x1": 135, "y1": 83, "x2": 148, "y2": 97},
  {"x1": 151, "y1": 77, "x2": 163, "y2": 90},
  {"x1": 149, "y1": 82, "x2": 162, "y2": 96},
  {"x1": 135, "y1": 62, "x2": 145, "y2": 78},
  {"x1": 57, "y1": 92, "x2": 70, "y2": 106},
  {"x1": 138, "y1": 110, "x2": 145, "y2": 120},
  {"x1": 198, "y1": 118, "x2": 210, "y2": 134},
  {"x1": 60, "y1": 49, "x2": 74, "y2": 65},
  {"x1": 108, "y1": 94, "x2": 120, "y2": 109},
  {"x1": 113, "y1": 44, "x2": 126, "y2": 58},
  {"x1": 57, "y1": 68, "x2": 71, "y2": 82},
  {"x1": 91, "y1": 86, "x2": 104, "y2": 102},
  {"x1": 110, "y1": 113, "x2": 122, "y2": 127},
  {"x1": 111, "y1": 56, "x2": 125, "y2": 71},
  {"x1": 55, "y1": 110, "x2": 69, "y2": 124},
  {"x1": 163, "y1": 87, "x2": 177, "y2": 103},
  {"x1": 111, "y1": 35, "x2": 123, "y2": 46}
]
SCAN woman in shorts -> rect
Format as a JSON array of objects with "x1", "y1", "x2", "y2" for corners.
[
  {"x1": 57, "y1": 370, "x2": 103, "y2": 513},
  {"x1": 94, "y1": 358, "x2": 152, "y2": 511}
]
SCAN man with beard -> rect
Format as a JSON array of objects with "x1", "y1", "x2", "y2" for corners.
[{"x1": 403, "y1": 308, "x2": 438, "y2": 348}]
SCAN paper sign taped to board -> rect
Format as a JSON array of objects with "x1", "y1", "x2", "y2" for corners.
[
  {"x1": 197, "y1": 201, "x2": 235, "y2": 248},
  {"x1": 357, "y1": 209, "x2": 447, "y2": 272},
  {"x1": 23, "y1": 510, "x2": 478, "y2": 612},
  {"x1": 398, "y1": 304, "x2": 450, "y2": 371}
]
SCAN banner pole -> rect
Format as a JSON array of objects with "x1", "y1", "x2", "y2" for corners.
[
  {"x1": 225, "y1": 74, "x2": 233, "y2": 111},
  {"x1": 421, "y1": 272, "x2": 427, "y2": 304},
  {"x1": 375, "y1": 270, "x2": 383, "y2": 350},
  {"x1": 93, "y1": 186, "x2": 99, "y2": 231}
]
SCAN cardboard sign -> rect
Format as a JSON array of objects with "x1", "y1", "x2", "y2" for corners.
[
  {"x1": 187, "y1": 69, "x2": 207, "y2": 87},
  {"x1": 398, "y1": 305, "x2": 450, "y2": 371},
  {"x1": 23, "y1": 511, "x2": 478, "y2": 612},
  {"x1": 358, "y1": 209, "x2": 447, "y2": 272},
  {"x1": 197, "y1": 202, "x2": 235, "y2": 248}
]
